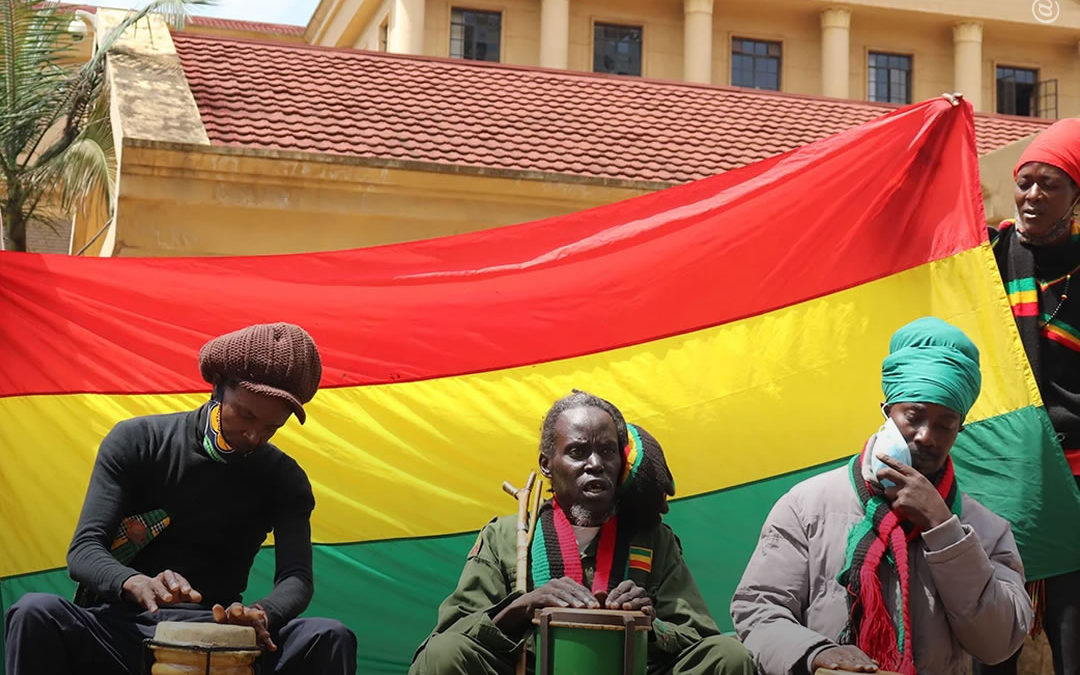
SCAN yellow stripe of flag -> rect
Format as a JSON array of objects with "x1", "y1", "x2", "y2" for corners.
[{"x1": 0, "y1": 245, "x2": 1039, "y2": 577}]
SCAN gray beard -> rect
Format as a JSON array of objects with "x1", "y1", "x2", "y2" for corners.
[{"x1": 568, "y1": 502, "x2": 613, "y2": 527}]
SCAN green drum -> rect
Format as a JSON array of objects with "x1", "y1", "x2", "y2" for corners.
[{"x1": 533, "y1": 608, "x2": 652, "y2": 675}]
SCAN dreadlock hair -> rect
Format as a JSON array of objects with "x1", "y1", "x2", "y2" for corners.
[
  {"x1": 617, "y1": 424, "x2": 676, "y2": 529},
  {"x1": 539, "y1": 390, "x2": 629, "y2": 458}
]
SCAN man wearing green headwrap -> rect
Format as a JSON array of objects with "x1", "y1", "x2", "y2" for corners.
[{"x1": 732, "y1": 317, "x2": 1033, "y2": 675}]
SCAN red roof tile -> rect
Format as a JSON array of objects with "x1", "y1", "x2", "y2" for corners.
[
  {"x1": 172, "y1": 33, "x2": 1053, "y2": 184},
  {"x1": 185, "y1": 16, "x2": 304, "y2": 36},
  {"x1": 56, "y1": 5, "x2": 304, "y2": 36}
]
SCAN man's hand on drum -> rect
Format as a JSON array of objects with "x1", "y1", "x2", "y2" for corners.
[
  {"x1": 495, "y1": 577, "x2": 599, "y2": 636},
  {"x1": 524, "y1": 577, "x2": 601, "y2": 612},
  {"x1": 213, "y1": 602, "x2": 277, "y2": 652},
  {"x1": 122, "y1": 569, "x2": 203, "y2": 613},
  {"x1": 600, "y1": 580, "x2": 653, "y2": 616}
]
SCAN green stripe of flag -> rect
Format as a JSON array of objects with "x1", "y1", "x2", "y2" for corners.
[{"x1": 5, "y1": 406, "x2": 1079, "y2": 674}]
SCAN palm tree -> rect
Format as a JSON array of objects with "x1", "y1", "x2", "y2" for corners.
[{"x1": 0, "y1": 0, "x2": 208, "y2": 252}]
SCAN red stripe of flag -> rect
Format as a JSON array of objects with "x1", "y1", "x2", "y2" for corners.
[{"x1": 0, "y1": 98, "x2": 984, "y2": 398}]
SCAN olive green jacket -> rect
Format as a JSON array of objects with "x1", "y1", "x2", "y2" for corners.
[{"x1": 413, "y1": 513, "x2": 721, "y2": 665}]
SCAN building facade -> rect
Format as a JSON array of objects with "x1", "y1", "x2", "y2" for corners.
[
  {"x1": 32, "y1": 3, "x2": 1060, "y2": 256},
  {"x1": 305, "y1": 0, "x2": 1080, "y2": 119}
]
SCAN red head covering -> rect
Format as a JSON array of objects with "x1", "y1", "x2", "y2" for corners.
[{"x1": 1014, "y1": 118, "x2": 1080, "y2": 186}]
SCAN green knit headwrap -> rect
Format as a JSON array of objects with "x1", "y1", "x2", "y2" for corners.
[{"x1": 881, "y1": 317, "x2": 982, "y2": 417}]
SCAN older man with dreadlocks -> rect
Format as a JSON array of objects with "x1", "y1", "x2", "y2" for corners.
[
  {"x1": 4, "y1": 323, "x2": 357, "y2": 675},
  {"x1": 410, "y1": 390, "x2": 753, "y2": 675},
  {"x1": 731, "y1": 317, "x2": 1032, "y2": 675}
]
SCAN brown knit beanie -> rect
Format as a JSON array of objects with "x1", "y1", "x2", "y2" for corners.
[{"x1": 198, "y1": 323, "x2": 322, "y2": 424}]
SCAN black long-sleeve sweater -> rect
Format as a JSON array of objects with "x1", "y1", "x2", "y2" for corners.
[{"x1": 67, "y1": 404, "x2": 316, "y2": 628}]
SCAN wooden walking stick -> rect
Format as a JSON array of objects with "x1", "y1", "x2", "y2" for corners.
[{"x1": 503, "y1": 472, "x2": 541, "y2": 675}]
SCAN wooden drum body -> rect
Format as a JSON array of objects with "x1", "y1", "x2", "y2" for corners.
[
  {"x1": 533, "y1": 608, "x2": 652, "y2": 675},
  {"x1": 146, "y1": 622, "x2": 261, "y2": 675}
]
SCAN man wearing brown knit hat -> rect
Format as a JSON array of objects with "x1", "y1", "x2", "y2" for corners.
[{"x1": 4, "y1": 323, "x2": 357, "y2": 675}]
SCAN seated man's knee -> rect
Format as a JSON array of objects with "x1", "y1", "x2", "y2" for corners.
[
  {"x1": 5, "y1": 593, "x2": 70, "y2": 629},
  {"x1": 677, "y1": 634, "x2": 755, "y2": 675},
  {"x1": 411, "y1": 632, "x2": 480, "y2": 674},
  {"x1": 292, "y1": 617, "x2": 356, "y2": 659},
  {"x1": 306, "y1": 617, "x2": 354, "y2": 643}
]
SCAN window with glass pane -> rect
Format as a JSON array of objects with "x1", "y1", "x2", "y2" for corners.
[
  {"x1": 449, "y1": 8, "x2": 501, "y2": 62},
  {"x1": 867, "y1": 52, "x2": 911, "y2": 104},
  {"x1": 996, "y1": 66, "x2": 1038, "y2": 116},
  {"x1": 593, "y1": 23, "x2": 643, "y2": 76},
  {"x1": 731, "y1": 38, "x2": 781, "y2": 90}
]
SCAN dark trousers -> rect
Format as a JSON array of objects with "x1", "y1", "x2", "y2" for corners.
[
  {"x1": 4, "y1": 593, "x2": 357, "y2": 675},
  {"x1": 409, "y1": 632, "x2": 754, "y2": 675},
  {"x1": 974, "y1": 568, "x2": 1080, "y2": 675}
]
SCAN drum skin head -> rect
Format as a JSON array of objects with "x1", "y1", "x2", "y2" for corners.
[{"x1": 152, "y1": 621, "x2": 257, "y2": 648}]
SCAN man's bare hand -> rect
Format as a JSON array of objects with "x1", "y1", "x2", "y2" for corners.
[
  {"x1": 493, "y1": 577, "x2": 599, "y2": 637},
  {"x1": 876, "y1": 453, "x2": 952, "y2": 531},
  {"x1": 521, "y1": 577, "x2": 600, "y2": 612},
  {"x1": 601, "y1": 580, "x2": 653, "y2": 615},
  {"x1": 213, "y1": 602, "x2": 277, "y2": 651},
  {"x1": 812, "y1": 645, "x2": 879, "y2": 672},
  {"x1": 122, "y1": 570, "x2": 202, "y2": 612}
]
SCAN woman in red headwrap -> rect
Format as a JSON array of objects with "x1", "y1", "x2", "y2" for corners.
[{"x1": 979, "y1": 118, "x2": 1080, "y2": 675}]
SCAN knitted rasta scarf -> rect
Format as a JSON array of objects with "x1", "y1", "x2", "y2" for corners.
[
  {"x1": 836, "y1": 445, "x2": 961, "y2": 674},
  {"x1": 529, "y1": 424, "x2": 652, "y2": 591},
  {"x1": 529, "y1": 497, "x2": 631, "y2": 593},
  {"x1": 996, "y1": 219, "x2": 1080, "y2": 381}
]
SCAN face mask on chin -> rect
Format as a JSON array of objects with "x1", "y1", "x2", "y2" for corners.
[
  {"x1": 870, "y1": 413, "x2": 911, "y2": 488},
  {"x1": 203, "y1": 386, "x2": 238, "y2": 464}
]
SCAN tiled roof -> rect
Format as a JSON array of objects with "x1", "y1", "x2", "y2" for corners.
[
  {"x1": 173, "y1": 33, "x2": 1054, "y2": 185},
  {"x1": 56, "y1": 5, "x2": 304, "y2": 36},
  {"x1": 184, "y1": 16, "x2": 304, "y2": 36}
]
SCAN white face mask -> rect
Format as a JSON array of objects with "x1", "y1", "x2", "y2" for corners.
[{"x1": 871, "y1": 414, "x2": 911, "y2": 488}]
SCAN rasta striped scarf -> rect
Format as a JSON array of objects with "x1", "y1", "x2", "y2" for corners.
[
  {"x1": 837, "y1": 445, "x2": 961, "y2": 674},
  {"x1": 996, "y1": 219, "x2": 1080, "y2": 381},
  {"x1": 529, "y1": 498, "x2": 631, "y2": 594}
]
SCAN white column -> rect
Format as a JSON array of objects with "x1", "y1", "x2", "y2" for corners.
[
  {"x1": 388, "y1": 0, "x2": 425, "y2": 55},
  {"x1": 684, "y1": 0, "x2": 714, "y2": 84},
  {"x1": 820, "y1": 8, "x2": 851, "y2": 99},
  {"x1": 540, "y1": 0, "x2": 569, "y2": 69},
  {"x1": 953, "y1": 22, "x2": 983, "y2": 112}
]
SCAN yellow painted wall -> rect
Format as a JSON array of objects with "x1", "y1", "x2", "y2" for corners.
[
  {"x1": 567, "y1": 0, "x2": 682, "y2": 80},
  {"x1": 983, "y1": 23, "x2": 1080, "y2": 118},
  {"x1": 354, "y1": 0, "x2": 392, "y2": 49},
  {"x1": 848, "y1": 10, "x2": 952, "y2": 105},
  {"x1": 425, "y1": 0, "x2": 540, "y2": 65},
  {"x1": 839, "y1": 0, "x2": 1080, "y2": 29},
  {"x1": 309, "y1": 0, "x2": 375, "y2": 47},
  {"x1": 107, "y1": 143, "x2": 655, "y2": 257},
  {"x1": 711, "y1": 1, "x2": 819, "y2": 93}
]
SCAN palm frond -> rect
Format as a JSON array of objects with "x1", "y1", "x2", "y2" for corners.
[
  {"x1": 2, "y1": 0, "x2": 214, "y2": 251},
  {"x1": 0, "y1": 1, "x2": 77, "y2": 170}
]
